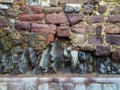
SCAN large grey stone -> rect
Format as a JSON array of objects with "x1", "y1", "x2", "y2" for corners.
[
  {"x1": 75, "y1": 84, "x2": 86, "y2": 90},
  {"x1": 87, "y1": 83, "x2": 102, "y2": 90},
  {"x1": 0, "y1": 83, "x2": 7, "y2": 90},
  {"x1": 103, "y1": 84, "x2": 117, "y2": 90}
]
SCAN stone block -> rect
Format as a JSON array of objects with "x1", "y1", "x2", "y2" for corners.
[
  {"x1": 87, "y1": 83, "x2": 102, "y2": 90},
  {"x1": 108, "y1": 15, "x2": 120, "y2": 23},
  {"x1": 0, "y1": 0, "x2": 13, "y2": 3},
  {"x1": 0, "y1": 83, "x2": 7, "y2": 90},
  {"x1": 25, "y1": 83, "x2": 37, "y2": 90},
  {"x1": 88, "y1": 36, "x2": 103, "y2": 44},
  {"x1": 103, "y1": 84, "x2": 117, "y2": 90},
  {"x1": 8, "y1": 83, "x2": 24, "y2": 90},
  {"x1": 75, "y1": 84, "x2": 86, "y2": 90},
  {"x1": 38, "y1": 83, "x2": 49, "y2": 90}
]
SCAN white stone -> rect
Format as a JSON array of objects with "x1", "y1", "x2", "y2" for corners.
[
  {"x1": 25, "y1": 83, "x2": 37, "y2": 90},
  {"x1": 103, "y1": 84, "x2": 117, "y2": 90},
  {"x1": 8, "y1": 83, "x2": 24, "y2": 90},
  {"x1": 65, "y1": 4, "x2": 81, "y2": 13},
  {"x1": 75, "y1": 84, "x2": 86, "y2": 90},
  {"x1": 0, "y1": 0, "x2": 13, "y2": 3},
  {"x1": 38, "y1": 83, "x2": 49, "y2": 90},
  {"x1": 0, "y1": 83, "x2": 7, "y2": 90},
  {"x1": 87, "y1": 83, "x2": 102, "y2": 90},
  {"x1": 42, "y1": 0, "x2": 50, "y2": 7},
  {"x1": 0, "y1": 4, "x2": 10, "y2": 9}
]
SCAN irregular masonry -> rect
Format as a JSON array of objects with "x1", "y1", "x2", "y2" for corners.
[{"x1": 0, "y1": 0, "x2": 120, "y2": 75}]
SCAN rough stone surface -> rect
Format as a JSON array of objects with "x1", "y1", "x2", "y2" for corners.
[
  {"x1": 46, "y1": 13, "x2": 67, "y2": 24},
  {"x1": 95, "y1": 46, "x2": 110, "y2": 57},
  {"x1": 103, "y1": 84, "x2": 117, "y2": 90},
  {"x1": 0, "y1": 18, "x2": 9, "y2": 27},
  {"x1": 104, "y1": 25, "x2": 120, "y2": 34},
  {"x1": 8, "y1": 83, "x2": 24, "y2": 90},
  {"x1": 20, "y1": 5, "x2": 31, "y2": 13},
  {"x1": 0, "y1": 83, "x2": 7, "y2": 90},
  {"x1": 68, "y1": 14, "x2": 84, "y2": 25},
  {"x1": 82, "y1": 4, "x2": 93, "y2": 14},
  {"x1": 31, "y1": 6, "x2": 43, "y2": 14},
  {"x1": 112, "y1": 48, "x2": 120, "y2": 63},
  {"x1": 86, "y1": 15, "x2": 104, "y2": 24},
  {"x1": 88, "y1": 36, "x2": 103, "y2": 44},
  {"x1": 98, "y1": 5, "x2": 107, "y2": 14},
  {"x1": 44, "y1": 7, "x2": 62, "y2": 13},
  {"x1": 108, "y1": 15, "x2": 120, "y2": 23},
  {"x1": 18, "y1": 13, "x2": 45, "y2": 21},
  {"x1": 106, "y1": 35, "x2": 120, "y2": 45}
]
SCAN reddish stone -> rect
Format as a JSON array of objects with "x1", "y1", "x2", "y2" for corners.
[
  {"x1": 71, "y1": 24, "x2": 93, "y2": 33},
  {"x1": 47, "y1": 35, "x2": 54, "y2": 42},
  {"x1": 95, "y1": 46, "x2": 110, "y2": 57},
  {"x1": 96, "y1": 25, "x2": 102, "y2": 36},
  {"x1": 106, "y1": 35, "x2": 120, "y2": 45},
  {"x1": 31, "y1": 6, "x2": 42, "y2": 14},
  {"x1": 68, "y1": 14, "x2": 84, "y2": 25},
  {"x1": 15, "y1": 22, "x2": 30, "y2": 31},
  {"x1": 112, "y1": 48, "x2": 120, "y2": 63},
  {"x1": 86, "y1": 15, "x2": 104, "y2": 24},
  {"x1": 20, "y1": 5, "x2": 31, "y2": 13},
  {"x1": 0, "y1": 18, "x2": 9, "y2": 27},
  {"x1": 18, "y1": 13, "x2": 45, "y2": 21},
  {"x1": 98, "y1": 5, "x2": 107, "y2": 14},
  {"x1": 104, "y1": 25, "x2": 120, "y2": 34},
  {"x1": 46, "y1": 13, "x2": 67, "y2": 24},
  {"x1": 57, "y1": 25, "x2": 70, "y2": 37},
  {"x1": 88, "y1": 36, "x2": 103, "y2": 44},
  {"x1": 31, "y1": 23, "x2": 56, "y2": 36},
  {"x1": 83, "y1": 4, "x2": 93, "y2": 14},
  {"x1": 108, "y1": 15, "x2": 120, "y2": 23}
]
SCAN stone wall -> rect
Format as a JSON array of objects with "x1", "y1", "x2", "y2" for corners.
[{"x1": 0, "y1": 0, "x2": 120, "y2": 75}]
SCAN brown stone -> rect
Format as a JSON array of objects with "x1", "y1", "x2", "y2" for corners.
[
  {"x1": 15, "y1": 22, "x2": 31, "y2": 31},
  {"x1": 68, "y1": 14, "x2": 84, "y2": 25},
  {"x1": 50, "y1": 0, "x2": 58, "y2": 6},
  {"x1": 108, "y1": 15, "x2": 120, "y2": 23},
  {"x1": 0, "y1": 18, "x2": 9, "y2": 27},
  {"x1": 95, "y1": 46, "x2": 110, "y2": 57},
  {"x1": 86, "y1": 15, "x2": 104, "y2": 24},
  {"x1": 47, "y1": 35, "x2": 54, "y2": 42},
  {"x1": 31, "y1": 6, "x2": 43, "y2": 14},
  {"x1": 57, "y1": 25, "x2": 71, "y2": 37},
  {"x1": 46, "y1": 13, "x2": 67, "y2": 24},
  {"x1": 71, "y1": 24, "x2": 93, "y2": 33},
  {"x1": 98, "y1": 5, "x2": 107, "y2": 14},
  {"x1": 104, "y1": 25, "x2": 120, "y2": 34},
  {"x1": 88, "y1": 36, "x2": 103, "y2": 44},
  {"x1": 31, "y1": 23, "x2": 56, "y2": 36},
  {"x1": 18, "y1": 13, "x2": 45, "y2": 21},
  {"x1": 112, "y1": 48, "x2": 120, "y2": 63},
  {"x1": 44, "y1": 7, "x2": 62, "y2": 14},
  {"x1": 106, "y1": 35, "x2": 120, "y2": 45},
  {"x1": 20, "y1": 5, "x2": 31, "y2": 13}
]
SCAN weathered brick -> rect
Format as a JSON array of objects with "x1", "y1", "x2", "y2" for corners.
[
  {"x1": 98, "y1": 5, "x2": 107, "y2": 14},
  {"x1": 15, "y1": 22, "x2": 30, "y2": 31},
  {"x1": 8, "y1": 83, "x2": 24, "y2": 90},
  {"x1": 106, "y1": 35, "x2": 120, "y2": 45},
  {"x1": 68, "y1": 14, "x2": 84, "y2": 25},
  {"x1": 31, "y1": 6, "x2": 42, "y2": 14},
  {"x1": 88, "y1": 36, "x2": 103, "y2": 44},
  {"x1": 44, "y1": 7, "x2": 62, "y2": 14},
  {"x1": 86, "y1": 15, "x2": 104, "y2": 24},
  {"x1": 95, "y1": 46, "x2": 110, "y2": 57},
  {"x1": 112, "y1": 48, "x2": 120, "y2": 63},
  {"x1": 18, "y1": 13, "x2": 45, "y2": 21},
  {"x1": 72, "y1": 34, "x2": 85, "y2": 45},
  {"x1": 0, "y1": 83, "x2": 7, "y2": 90},
  {"x1": 46, "y1": 13, "x2": 67, "y2": 24},
  {"x1": 71, "y1": 24, "x2": 93, "y2": 33},
  {"x1": 108, "y1": 15, "x2": 120, "y2": 23},
  {"x1": 57, "y1": 25, "x2": 71, "y2": 37},
  {"x1": 83, "y1": 4, "x2": 93, "y2": 14},
  {"x1": 0, "y1": 18, "x2": 9, "y2": 27},
  {"x1": 20, "y1": 5, "x2": 31, "y2": 13},
  {"x1": 104, "y1": 25, "x2": 120, "y2": 34},
  {"x1": 31, "y1": 23, "x2": 56, "y2": 36}
]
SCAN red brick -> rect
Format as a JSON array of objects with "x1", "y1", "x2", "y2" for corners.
[
  {"x1": 18, "y1": 13, "x2": 45, "y2": 21},
  {"x1": 0, "y1": 18, "x2": 9, "y2": 27},
  {"x1": 31, "y1": 6, "x2": 42, "y2": 14},
  {"x1": 108, "y1": 15, "x2": 120, "y2": 23},
  {"x1": 15, "y1": 22, "x2": 30, "y2": 31},
  {"x1": 57, "y1": 25, "x2": 70, "y2": 37},
  {"x1": 31, "y1": 23, "x2": 56, "y2": 36},
  {"x1": 104, "y1": 25, "x2": 120, "y2": 34},
  {"x1": 71, "y1": 24, "x2": 93, "y2": 33},
  {"x1": 47, "y1": 35, "x2": 54, "y2": 42},
  {"x1": 46, "y1": 13, "x2": 67, "y2": 24},
  {"x1": 68, "y1": 14, "x2": 84, "y2": 25},
  {"x1": 20, "y1": 5, "x2": 31, "y2": 13},
  {"x1": 86, "y1": 15, "x2": 104, "y2": 24}
]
